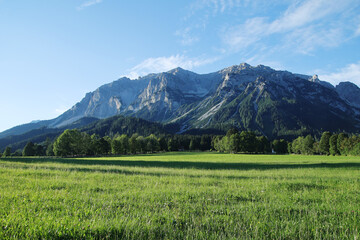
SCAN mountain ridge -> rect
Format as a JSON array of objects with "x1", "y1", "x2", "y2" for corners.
[{"x1": 1, "y1": 63, "x2": 360, "y2": 140}]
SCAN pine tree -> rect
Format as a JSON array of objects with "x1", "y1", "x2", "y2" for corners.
[
  {"x1": 3, "y1": 147, "x2": 11, "y2": 157},
  {"x1": 167, "y1": 138, "x2": 177, "y2": 151},
  {"x1": 23, "y1": 142, "x2": 35, "y2": 156},
  {"x1": 158, "y1": 137, "x2": 167, "y2": 151}
]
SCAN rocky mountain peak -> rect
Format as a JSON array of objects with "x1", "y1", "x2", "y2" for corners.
[
  {"x1": 168, "y1": 67, "x2": 186, "y2": 74},
  {"x1": 309, "y1": 74, "x2": 319, "y2": 82},
  {"x1": 220, "y1": 63, "x2": 278, "y2": 76},
  {"x1": 2, "y1": 63, "x2": 360, "y2": 139},
  {"x1": 239, "y1": 62, "x2": 251, "y2": 68},
  {"x1": 255, "y1": 64, "x2": 274, "y2": 71},
  {"x1": 306, "y1": 74, "x2": 334, "y2": 89},
  {"x1": 166, "y1": 67, "x2": 198, "y2": 82},
  {"x1": 336, "y1": 82, "x2": 360, "y2": 109},
  {"x1": 220, "y1": 63, "x2": 253, "y2": 74},
  {"x1": 337, "y1": 81, "x2": 359, "y2": 88}
]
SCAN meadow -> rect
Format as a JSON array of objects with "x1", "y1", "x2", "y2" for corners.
[{"x1": 0, "y1": 152, "x2": 359, "y2": 239}]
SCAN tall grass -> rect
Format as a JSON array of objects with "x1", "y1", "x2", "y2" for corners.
[{"x1": 0, "y1": 152, "x2": 359, "y2": 239}]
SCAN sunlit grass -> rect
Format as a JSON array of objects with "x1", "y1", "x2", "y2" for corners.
[{"x1": 0, "y1": 152, "x2": 359, "y2": 239}]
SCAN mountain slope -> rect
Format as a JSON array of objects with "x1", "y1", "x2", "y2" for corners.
[
  {"x1": 1, "y1": 63, "x2": 360, "y2": 140},
  {"x1": 0, "y1": 120, "x2": 52, "y2": 139},
  {"x1": 0, "y1": 117, "x2": 100, "y2": 151},
  {"x1": 80, "y1": 115, "x2": 174, "y2": 137},
  {"x1": 336, "y1": 82, "x2": 360, "y2": 110},
  {"x1": 0, "y1": 116, "x2": 175, "y2": 151},
  {"x1": 169, "y1": 65, "x2": 358, "y2": 138}
]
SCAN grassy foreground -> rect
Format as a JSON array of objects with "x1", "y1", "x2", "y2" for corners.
[{"x1": 0, "y1": 152, "x2": 359, "y2": 239}]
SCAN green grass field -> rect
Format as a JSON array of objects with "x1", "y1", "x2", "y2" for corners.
[{"x1": 0, "y1": 152, "x2": 359, "y2": 239}]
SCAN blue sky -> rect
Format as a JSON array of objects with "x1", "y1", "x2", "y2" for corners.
[{"x1": 0, "y1": 0, "x2": 359, "y2": 132}]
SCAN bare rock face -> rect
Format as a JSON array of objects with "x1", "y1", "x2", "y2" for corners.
[
  {"x1": 1, "y1": 63, "x2": 360, "y2": 139},
  {"x1": 49, "y1": 77, "x2": 149, "y2": 128},
  {"x1": 336, "y1": 82, "x2": 360, "y2": 109},
  {"x1": 48, "y1": 63, "x2": 360, "y2": 137},
  {"x1": 308, "y1": 74, "x2": 334, "y2": 89}
]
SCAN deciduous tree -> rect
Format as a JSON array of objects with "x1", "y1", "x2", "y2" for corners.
[
  {"x1": 319, "y1": 131, "x2": 331, "y2": 155},
  {"x1": 53, "y1": 129, "x2": 84, "y2": 156},
  {"x1": 329, "y1": 134, "x2": 339, "y2": 156},
  {"x1": 302, "y1": 135, "x2": 314, "y2": 155}
]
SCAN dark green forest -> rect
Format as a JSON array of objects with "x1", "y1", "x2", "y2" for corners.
[
  {"x1": 1, "y1": 114, "x2": 360, "y2": 157},
  {"x1": 2, "y1": 127, "x2": 360, "y2": 158}
]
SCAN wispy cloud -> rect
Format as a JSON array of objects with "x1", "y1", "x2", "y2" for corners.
[
  {"x1": 222, "y1": 0, "x2": 358, "y2": 54},
  {"x1": 207, "y1": 0, "x2": 240, "y2": 14},
  {"x1": 188, "y1": 0, "x2": 244, "y2": 15},
  {"x1": 126, "y1": 55, "x2": 219, "y2": 79},
  {"x1": 319, "y1": 61, "x2": 360, "y2": 87},
  {"x1": 177, "y1": 0, "x2": 245, "y2": 46},
  {"x1": 268, "y1": 0, "x2": 343, "y2": 33},
  {"x1": 175, "y1": 27, "x2": 199, "y2": 46},
  {"x1": 77, "y1": 0, "x2": 103, "y2": 10},
  {"x1": 356, "y1": 24, "x2": 360, "y2": 36},
  {"x1": 223, "y1": 17, "x2": 267, "y2": 50},
  {"x1": 283, "y1": 25, "x2": 344, "y2": 54}
]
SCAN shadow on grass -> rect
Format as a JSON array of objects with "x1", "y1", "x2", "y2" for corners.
[
  {"x1": 5, "y1": 164, "x2": 252, "y2": 180},
  {"x1": 2, "y1": 157, "x2": 360, "y2": 171}
]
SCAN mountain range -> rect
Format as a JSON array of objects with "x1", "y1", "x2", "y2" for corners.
[{"x1": 1, "y1": 63, "x2": 360, "y2": 149}]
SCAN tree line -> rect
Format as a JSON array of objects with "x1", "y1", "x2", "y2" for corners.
[
  {"x1": 289, "y1": 132, "x2": 360, "y2": 156},
  {"x1": 213, "y1": 130, "x2": 360, "y2": 155},
  {"x1": 1, "y1": 128, "x2": 360, "y2": 157},
  {"x1": 1, "y1": 129, "x2": 213, "y2": 157}
]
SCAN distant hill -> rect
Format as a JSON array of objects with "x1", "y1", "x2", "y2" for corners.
[
  {"x1": 80, "y1": 115, "x2": 175, "y2": 137},
  {"x1": 0, "y1": 116, "x2": 174, "y2": 151},
  {"x1": 0, "y1": 120, "x2": 52, "y2": 139},
  {"x1": 0, "y1": 117, "x2": 98, "y2": 151}
]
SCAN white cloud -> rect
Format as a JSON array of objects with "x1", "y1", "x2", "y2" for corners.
[
  {"x1": 179, "y1": 0, "x2": 253, "y2": 49},
  {"x1": 126, "y1": 55, "x2": 218, "y2": 79},
  {"x1": 223, "y1": 0, "x2": 356, "y2": 54},
  {"x1": 224, "y1": 17, "x2": 268, "y2": 50},
  {"x1": 283, "y1": 25, "x2": 343, "y2": 54},
  {"x1": 356, "y1": 24, "x2": 360, "y2": 36},
  {"x1": 175, "y1": 27, "x2": 199, "y2": 45},
  {"x1": 268, "y1": 0, "x2": 345, "y2": 33},
  {"x1": 319, "y1": 62, "x2": 360, "y2": 87},
  {"x1": 77, "y1": 0, "x2": 103, "y2": 10},
  {"x1": 187, "y1": 0, "x2": 243, "y2": 17}
]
